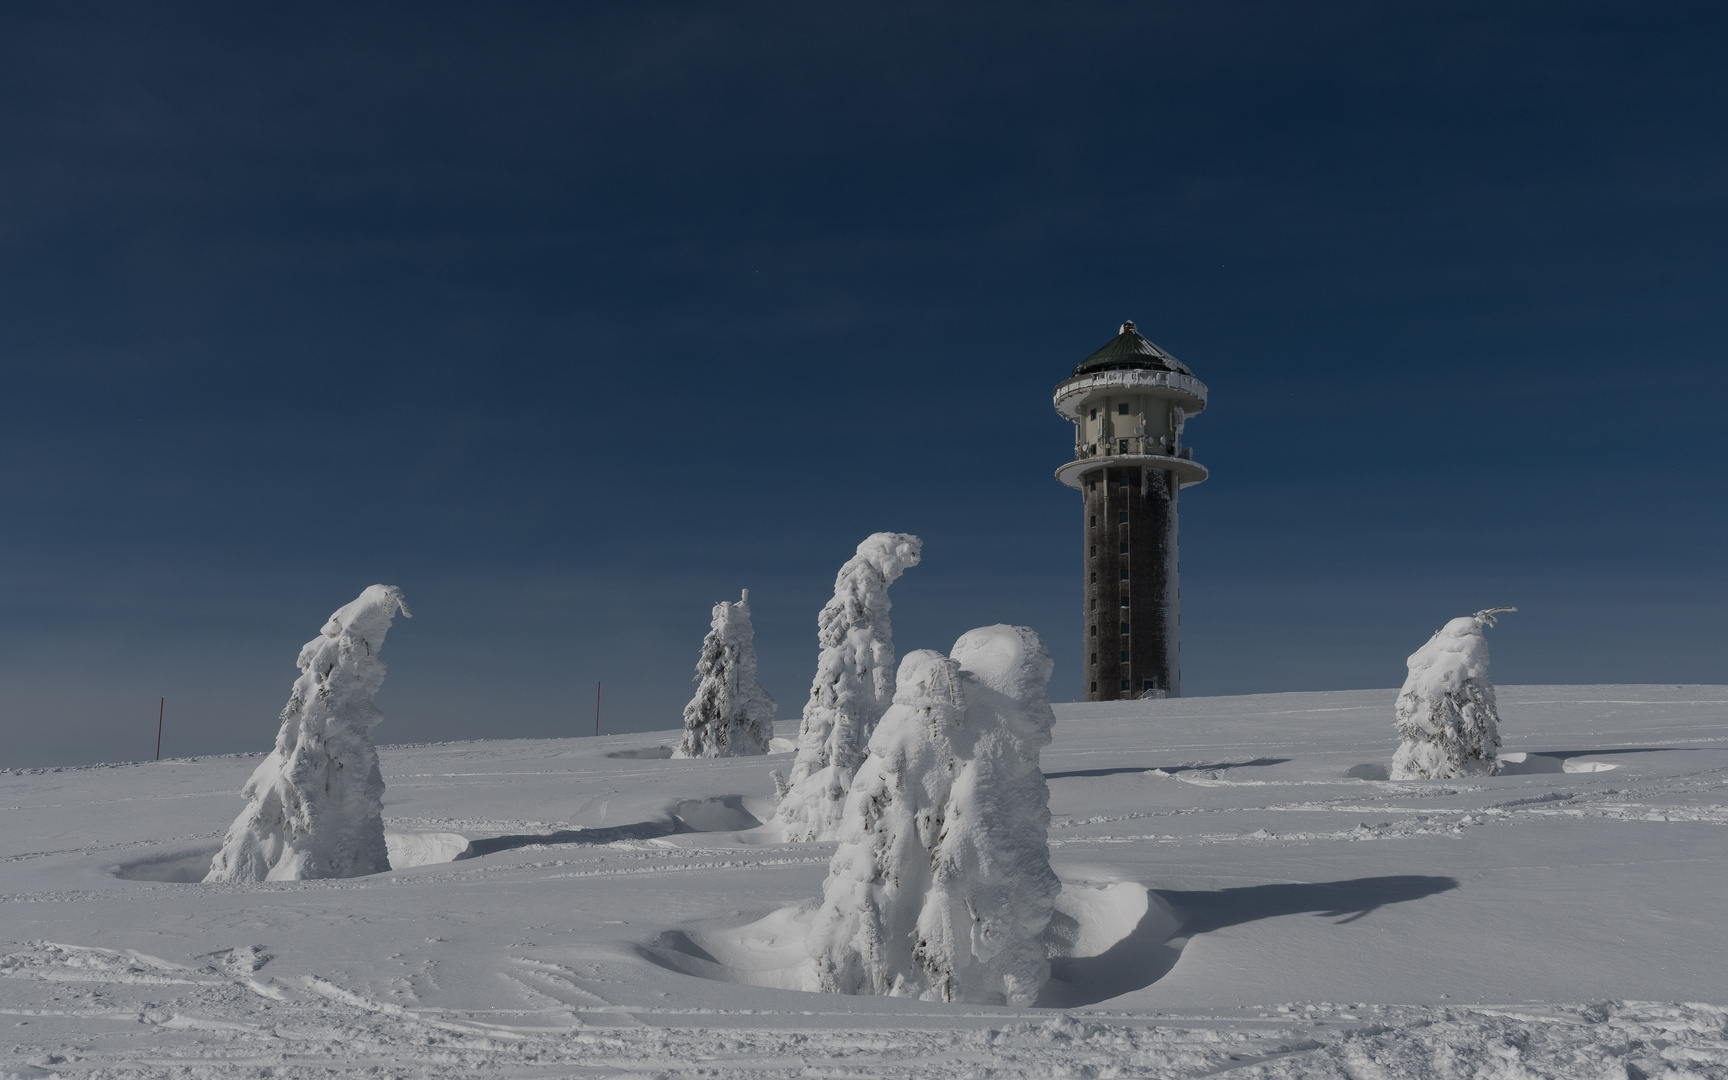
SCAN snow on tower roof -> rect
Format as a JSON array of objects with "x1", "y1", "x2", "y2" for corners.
[{"x1": 1070, "y1": 320, "x2": 1193, "y2": 378}]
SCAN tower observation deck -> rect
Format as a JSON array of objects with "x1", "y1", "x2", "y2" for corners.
[{"x1": 1053, "y1": 321, "x2": 1208, "y2": 701}]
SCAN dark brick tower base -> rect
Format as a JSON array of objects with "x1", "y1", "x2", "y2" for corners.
[{"x1": 1081, "y1": 465, "x2": 1179, "y2": 701}]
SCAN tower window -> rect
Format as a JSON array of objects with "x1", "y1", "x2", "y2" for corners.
[
  {"x1": 1089, "y1": 408, "x2": 1097, "y2": 420},
  {"x1": 1121, "y1": 623, "x2": 1130, "y2": 637},
  {"x1": 1118, "y1": 510, "x2": 1128, "y2": 523},
  {"x1": 1117, "y1": 439, "x2": 1129, "y2": 453},
  {"x1": 1090, "y1": 598, "x2": 1097, "y2": 611},
  {"x1": 1089, "y1": 571, "x2": 1097, "y2": 583},
  {"x1": 1090, "y1": 681, "x2": 1097, "y2": 693},
  {"x1": 1089, "y1": 625, "x2": 1097, "y2": 637},
  {"x1": 1120, "y1": 679, "x2": 1131, "y2": 692},
  {"x1": 1121, "y1": 596, "x2": 1132, "y2": 607},
  {"x1": 1089, "y1": 477, "x2": 1098, "y2": 490},
  {"x1": 1120, "y1": 568, "x2": 1129, "y2": 580},
  {"x1": 1120, "y1": 651, "x2": 1131, "y2": 663},
  {"x1": 1088, "y1": 515, "x2": 1095, "y2": 527},
  {"x1": 1118, "y1": 541, "x2": 1128, "y2": 554},
  {"x1": 1090, "y1": 653, "x2": 1097, "y2": 665},
  {"x1": 1142, "y1": 679, "x2": 1156, "y2": 692},
  {"x1": 1118, "y1": 403, "x2": 1130, "y2": 414},
  {"x1": 1090, "y1": 544, "x2": 1098, "y2": 557}
]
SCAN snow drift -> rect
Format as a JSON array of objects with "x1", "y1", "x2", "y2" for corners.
[
  {"x1": 1390, "y1": 607, "x2": 1514, "y2": 780},
  {"x1": 675, "y1": 590, "x2": 776, "y2": 758},
  {"x1": 805, "y1": 624, "x2": 1061, "y2": 1005},
  {"x1": 205, "y1": 585, "x2": 411, "y2": 882},
  {"x1": 773, "y1": 532, "x2": 921, "y2": 841}
]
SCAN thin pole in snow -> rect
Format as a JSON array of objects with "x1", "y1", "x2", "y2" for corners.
[
  {"x1": 595, "y1": 681, "x2": 601, "y2": 737},
  {"x1": 155, "y1": 697, "x2": 164, "y2": 760}
]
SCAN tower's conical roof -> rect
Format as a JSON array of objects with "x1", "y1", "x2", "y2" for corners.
[{"x1": 1071, "y1": 321, "x2": 1192, "y2": 378}]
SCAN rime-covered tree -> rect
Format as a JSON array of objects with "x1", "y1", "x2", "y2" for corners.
[
  {"x1": 675, "y1": 589, "x2": 775, "y2": 758},
  {"x1": 206, "y1": 585, "x2": 411, "y2": 883},
  {"x1": 772, "y1": 532, "x2": 922, "y2": 841},
  {"x1": 805, "y1": 625, "x2": 1061, "y2": 1006},
  {"x1": 1391, "y1": 607, "x2": 1516, "y2": 780}
]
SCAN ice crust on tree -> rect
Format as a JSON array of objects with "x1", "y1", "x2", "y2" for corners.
[
  {"x1": 675, "y1": 589, "x2": 775, "y2": 758},
  {"x1": 205, "y1": 585, "x2": 411, "y2": 883},
  {"x1": 1390, "y1": 607, "x2": 1515, "y2": 781},
  {"x1": 772, "y1": 532, "x2": 922, "y2": 841},
  {"x1": 805, "y1": 624, "x2": 1061, "y2": 1006}
]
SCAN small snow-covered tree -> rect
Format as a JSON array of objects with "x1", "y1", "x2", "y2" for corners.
[
  {"x1": 772, "y1": 532, "x2": 922, "y2": 841},
  {"x1": 206, "y1": 585, "x2": 411, "y2": 883},
  {"x1": 675, "y1": 589, "x2": 775, "y2": 758},
  {"x1": 805, "y1": 624, "x2": 1061, "y2": 1006},
  {"x1": 1390, "y1": 607, "x2": 1516, "y2": 780}
]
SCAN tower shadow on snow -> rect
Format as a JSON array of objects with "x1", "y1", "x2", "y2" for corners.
[
  {"x1": 1043, "y1": 874, "x2": 1458, "y2": 1007},
  {"x1": 1044, "y1": 757, "x2": 1290, "y2": 781}
]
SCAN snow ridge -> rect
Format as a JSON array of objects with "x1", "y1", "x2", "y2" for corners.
[
  {"x1": 773, "y1": 532, "x2": 921, "y2": 841},
  {"x1": 1391, "y1": 607, "x2": 1514, "y2": 780},
  {"x1": 676, "y1": 590, "x2": 776, "y2": 758},
  {"x1": 205, "y1": 585, "x2": 411, "y2": 882},
  {"x1": 807, "y1": 624, "x2": 1060, "y2": 1005}
]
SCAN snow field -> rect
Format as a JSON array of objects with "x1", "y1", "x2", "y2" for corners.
[{"x1": 0, "y1": 685, "x2": 1724, "y2": 1077}]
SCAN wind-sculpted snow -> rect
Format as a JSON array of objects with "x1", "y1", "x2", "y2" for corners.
[
  {"x1": 676, "y1": 590, "x2": 776, "y2": 758},
  {"x1": 807, "y1": 625, "x2": 1061, "y2": 1005},
  {"x1": 3, "y1": 686, "x2": 1727, "y2": 1077},
  {"x1": 773, "y1": 532, "x2": 921, "y2": 841},
  {"x1": 205, "y1": 585, "x2": 411, "y2": 882},
  {"x1": 1391, "y1": 607, "x2": 1514, "y2": 780}
]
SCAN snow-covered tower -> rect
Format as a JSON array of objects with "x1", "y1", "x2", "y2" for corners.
[{"x1": 1053, "y1": 321, "x2": 1208, "y2": 700}]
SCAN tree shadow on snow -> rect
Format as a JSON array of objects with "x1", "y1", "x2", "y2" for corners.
[
  {"x1": 1528, "y1": 747, "x2": 1678, "y2": 759},
  {"x1": 463, "y1": 821, "x2": 675, "y2": 858},
  {"x1": 1158, "y1": 874, "x2": 1459, "y2": 931},
  {"x1": 463, "y1": 797, "x2": 763, "y2": 858},
  {"x1": 1044, "y1": 757, "x2": 1289, "y2": 781},
  {"x1": 1044, "y1": 875, "x2": 1458, "y2": 1008}
]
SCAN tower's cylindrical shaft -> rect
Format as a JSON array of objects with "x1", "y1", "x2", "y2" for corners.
[{"x1": 1080, "y1": 465, "x2": 1180, "y2": 701}]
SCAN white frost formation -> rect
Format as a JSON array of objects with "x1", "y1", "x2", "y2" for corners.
[
  {"x1": 206, "y1": 585, "x2": 412, "y2": 883},
  {"x1": 1390, "y1": 607, "x2": 1516, "y2": 780},
  {"x1": 675, "y1": 589, "x2": 776, "y2": 758},
  {"x1": 806, "y1": 624, "x2": 1061, "y2": 1005},
  {"x1": 772, "y1": 532, "x2": 922, "y2": 841}
]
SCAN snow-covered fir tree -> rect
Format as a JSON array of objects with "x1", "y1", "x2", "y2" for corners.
[
  {"x1": 772, "y1": 532, "x2": 922, "y2": 841},
  {"x1": 1391, "y1": 607, "x2": 1516, "y2": 780},
  {"x1": 674, "y1": 589, "x2": 775, "y2": 759},
  {"x1": 206, "y1": 585, "x2": 411, "y2": 882},
  {"x1": 805, "y1": 624, "x2": 1061, "y2": 1006}
]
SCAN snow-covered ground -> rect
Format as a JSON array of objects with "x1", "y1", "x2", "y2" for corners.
[{"x1": 2, "y1": 685, "x2": 1725, "y2": 1078}]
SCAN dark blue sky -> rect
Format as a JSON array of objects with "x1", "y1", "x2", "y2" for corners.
[{"x1": 2, "y1": 2, "x2": 1723, "y2": 767}]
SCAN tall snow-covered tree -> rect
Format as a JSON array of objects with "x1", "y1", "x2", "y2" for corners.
[
  {"x1": 805, "y1": 624, "x2": 1061, "y2": 1006},
  {"x1": 1391, "y1": 607, "x2": 1516, "y2": 780},
  {"x1": 772, "y1": 532, "x2": 922, "y2": 841},
  {"x1": 675, "y1": 589, "x2": 775, "y2": 758},
  {"x1": 206, "y1": 585, "x2": 411, "y2": 883}
]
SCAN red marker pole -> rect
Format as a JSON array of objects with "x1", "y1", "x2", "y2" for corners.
[
  {"x1": 594, "y1": 681, "x2": 601, "y2": 737},
  {"x1": 155, "y1": 697, "x2": 164, "y2": 760}
]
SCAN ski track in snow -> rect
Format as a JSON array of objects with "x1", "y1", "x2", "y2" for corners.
[{"x1": 1, "y1": 684, "x2": 1725, "y2": 1077}]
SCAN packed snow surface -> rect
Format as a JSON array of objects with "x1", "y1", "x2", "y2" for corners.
[
  {"x1": 1392, "y1": 607, "x2": 1513, "y2": 780},
  {"x1": 676, "y1": 590, "x2": 775, "y2": 759},
  {"x1": 2, "y1": 684, "x2": 1726, "y2": 1077},
  {"x1": 204, "y1": 584, "x2": 411, "y2": 883},
  {"x1": 774, "y1": 532, "x2": 921, "y2": 841}
]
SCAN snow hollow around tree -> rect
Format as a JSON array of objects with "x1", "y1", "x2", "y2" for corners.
[
  {"x1": 675, "y1": 590, "x2": 775, "y2": 758},
  {"x1": 204, "y1": 585, "x2": 411, "y2": 883},
  {"x1": 773, "y1": 532, "x2": 922, "y2": 841},
  {"x1": 1390, "y1": 607, "x2": 1514, "y2": 780},
  {"x1": 805, "y1": 625, "x2": 1061, "y2": 1005}
]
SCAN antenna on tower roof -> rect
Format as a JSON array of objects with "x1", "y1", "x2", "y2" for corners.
[{"x1": 1120, "y1": 320, "x2": 1137, "y2": 335}]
